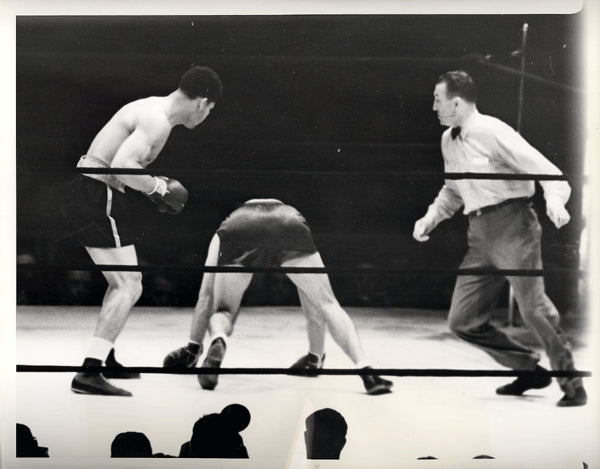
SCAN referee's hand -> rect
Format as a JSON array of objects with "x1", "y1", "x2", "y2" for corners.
[
  {"x1": 413, "y1": 216, "x2": 436, "y2": 242},
  {"x1": 546, "y1": 198, "x2": 570, "y2": 229}
]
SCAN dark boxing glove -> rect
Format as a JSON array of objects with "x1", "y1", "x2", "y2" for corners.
[{"x1": 146, "y1": 177, "x2": 189, "y2": 214}]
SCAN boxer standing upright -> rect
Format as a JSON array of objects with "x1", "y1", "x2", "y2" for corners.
[{"x1": 61, "y1": 65, "x2": 223, "y2": 396}]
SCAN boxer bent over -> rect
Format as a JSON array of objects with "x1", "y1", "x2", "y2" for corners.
[{"x1": 164, "y1": 199, "x2": 393, "y2": 395}]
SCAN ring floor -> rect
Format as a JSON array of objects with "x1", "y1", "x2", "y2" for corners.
[{"x1": 11, "y1": 306, "x2": 600, "y2": 469}]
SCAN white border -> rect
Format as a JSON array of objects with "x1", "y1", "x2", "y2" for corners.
[{"x1": 1, "y1": 1, "x2": 597, "y2": 468}]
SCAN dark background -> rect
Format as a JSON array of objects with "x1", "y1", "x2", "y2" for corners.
[{"x1": 16, "y1": 14, "x2": 585, "y2": 312}]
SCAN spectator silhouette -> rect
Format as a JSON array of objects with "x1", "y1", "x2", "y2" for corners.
[
  {"x1": 180, "y1": 404, "x2": 250, "y2": 458},
  {"x1": 304, "y1": 408, "x2": 347, "y2": 460},
  {"x1": 111, "y1": 431, "x2": 152, "y2": 457},
  {"x1": 16, "y1": 423, "x2": 49, "y2": 457}
]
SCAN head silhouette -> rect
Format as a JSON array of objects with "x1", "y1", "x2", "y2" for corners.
[
  {"x1": 185, "y1": 404, "x2": 250, "y2": 458},
  {"x1": 110, "y1": 431, "x2": 153, "y2": 457},
  {"x1": 220, "y1": 403, "x2": 251, "y2": 432},
  {"x1": 16, "y1": 424, "x2": 49, "y2": 458},
  {"x1": 304, "y1": 408, "x2": 347, "y2": 460}
]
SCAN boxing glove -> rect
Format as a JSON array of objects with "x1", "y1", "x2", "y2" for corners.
[{"x1": 147, "y1": 177, "x2": 189, "y2": 214}]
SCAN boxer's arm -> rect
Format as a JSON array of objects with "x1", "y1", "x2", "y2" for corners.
[
  {"x1": 190, "y1": 235, "x2": 220, "y2": 344},
  {"x1": 111, "y1": 129, "x2": 163, "y2": 193}
]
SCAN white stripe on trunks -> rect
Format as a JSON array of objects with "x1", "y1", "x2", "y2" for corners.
[{"x1": 105, "y1": 186, "x2": 122, "y2": 248}]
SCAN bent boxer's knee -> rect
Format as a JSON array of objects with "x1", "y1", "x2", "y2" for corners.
[
  {"x1": 124, "y1": 271, "x2": 142, "y2": 295},
  {"x1": 320, "y1": 297, "x2": 342, "y2": 314},
  {"x1": 109, "y1": 272, "x2": 143, "y2": 303},
  {"x1": 319, "y1": 302, "x2": 353, "y2": 334},
  {"x1": 306, "y1": 310, "x2": 325, "y2": 326},
  {"x1": 128, "y1": 275, "x2": 143, "y2": 303}
]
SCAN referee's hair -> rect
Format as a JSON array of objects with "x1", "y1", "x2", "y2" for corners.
[{"x1": 437, "y1": 70, "x2": 478, "y2": 103}]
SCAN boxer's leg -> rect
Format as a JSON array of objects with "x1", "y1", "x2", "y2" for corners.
[
  {"x1": 86, "y1": 245, "x2": 142, "y2": 343},
  {"x1": 164, "y1": 234, "x2": 221, "y2": 368},
  {"x1": 289, "y1": 288, "x2": 327, "y2": 371},
  {"x1": 284, "y1": 253, "x2": 365, "y2": 365},
  {"x1": 299, "y1": 288, "x2": 326, "y2": 358},
  {"x1": 284, "y1": 253, "x2": 392, "y2": 394},
  {"x1": 71, "y1": 245, "x2": 141, "y2": 396},
  {"x1": 199, "y1": 270, "x2": 253, "y2": 390}
]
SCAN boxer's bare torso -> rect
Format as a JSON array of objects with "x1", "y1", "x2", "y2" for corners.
[{"x1": 87, "y1": 97, "x2": 172, "y2": 172}]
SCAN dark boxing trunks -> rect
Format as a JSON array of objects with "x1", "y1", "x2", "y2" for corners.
[
  {"x1": 216, "y1": 199, "x2": 317, "y2": 267},
  {"x1": 60, "y1": 174, "x2": 134, "y2": 248}
]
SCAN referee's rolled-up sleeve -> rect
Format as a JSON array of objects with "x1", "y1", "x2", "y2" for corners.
[
  {"x1": 493, "y1": 123, "x2": 571, "y2": 205},
  {"x1": 426, "y1": 180, "x2": 464, "y2": 224}
]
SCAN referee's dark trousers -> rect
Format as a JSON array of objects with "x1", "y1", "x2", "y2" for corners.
[{"x1": 447, "y1": 198, "x2": 582, "y2": 394}]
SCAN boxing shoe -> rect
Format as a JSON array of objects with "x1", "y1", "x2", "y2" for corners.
[
  {"x1": 289, "y1": 352, "x2": 325, "y2": 377},
  {"x1": 360, "y1": 368, "x2": 393, "y2": 395},
  {"x1": 163, "y1": 343, "x2": 203, "y2": 368},
  {"x1": 198, "y1": 338, "x2": 226, "y2": 390},
  {"x1": 71, "y1": 358, "x2": 132, "y2": 397},
  {"x1": 103, "y1": 348, "x2": 141, "y2": 379},
  {"x1": 557, "y1": 386, "x2": 587, "y2": 407},
  {"x1": 496, "y1": 365, "x2": 552, "y2": 396}
]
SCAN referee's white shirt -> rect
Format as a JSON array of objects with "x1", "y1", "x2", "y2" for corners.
[{"x1": 426, "y1": 109, "x2": 571, "y2": 223}]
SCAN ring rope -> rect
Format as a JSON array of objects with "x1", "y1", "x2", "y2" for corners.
[
  {"x1": 62, "y1": 167, "x2": 579, "y2": 181},
  {"x1": 16, "y1": 264, "x2": 585, "y2": 277},
  {"x1": 15, "y1": 365, "x2": 591, "y2": 378}
]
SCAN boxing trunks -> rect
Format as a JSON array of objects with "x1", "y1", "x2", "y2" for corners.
[
  {"x1": 217, "y1": 199, "x2": 317, "y2": 267},
  {"x1": 60, "y1": 155, "x2": 133, "y2": 248}
]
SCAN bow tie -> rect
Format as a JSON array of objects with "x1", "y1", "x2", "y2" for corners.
[{"x1": 451, "y1": 127, "x2": 462, "y2": 140}]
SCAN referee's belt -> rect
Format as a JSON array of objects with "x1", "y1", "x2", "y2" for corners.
[{"x1": 468, "y1": 197, "x2": 530, "y2": 218}]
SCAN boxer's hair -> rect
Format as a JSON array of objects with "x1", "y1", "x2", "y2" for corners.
[
  {"x1": 179, "y1": 65, "x2": 223, "y2": 103},
  {"x1": 437, "y1": 70, "x2": 477, "y2": 103}
]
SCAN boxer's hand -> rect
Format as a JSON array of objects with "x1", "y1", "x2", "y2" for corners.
[
  {"x1": 146, "y1": 177, "x2": 189, "y2": 215},
  {"x1": 413, "y1": 215, "x2": 436, "y2": 242},
  {"x1": 546, "y1": 197, "x2": 570, "y2": 229}
]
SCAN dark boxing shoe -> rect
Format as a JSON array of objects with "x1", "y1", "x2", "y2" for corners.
[
  {"x1": 71, "y1": 371, "x2": 132, "y2": 397},
  {"x1": 557, "y1": 386, "x2": 587, "y2": 407},
  {"x1": 496, "y1": 365, "x2": 552, "y2": 396},
  {"x1": 103, "y1": 348, "x2": 141, "y2": 379},
  {"x1": 198, "y1": 339, "x2": 226, "y2": 390},
  {"x1": 360, "y1": 368, "x2": 393, "y2": 395},
  {"x1": 289, "y1": 352, "x2": 325, "y2": 377},
  {"x1": 163, "y1": 343, "x2": 203, "y2": 368}
]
